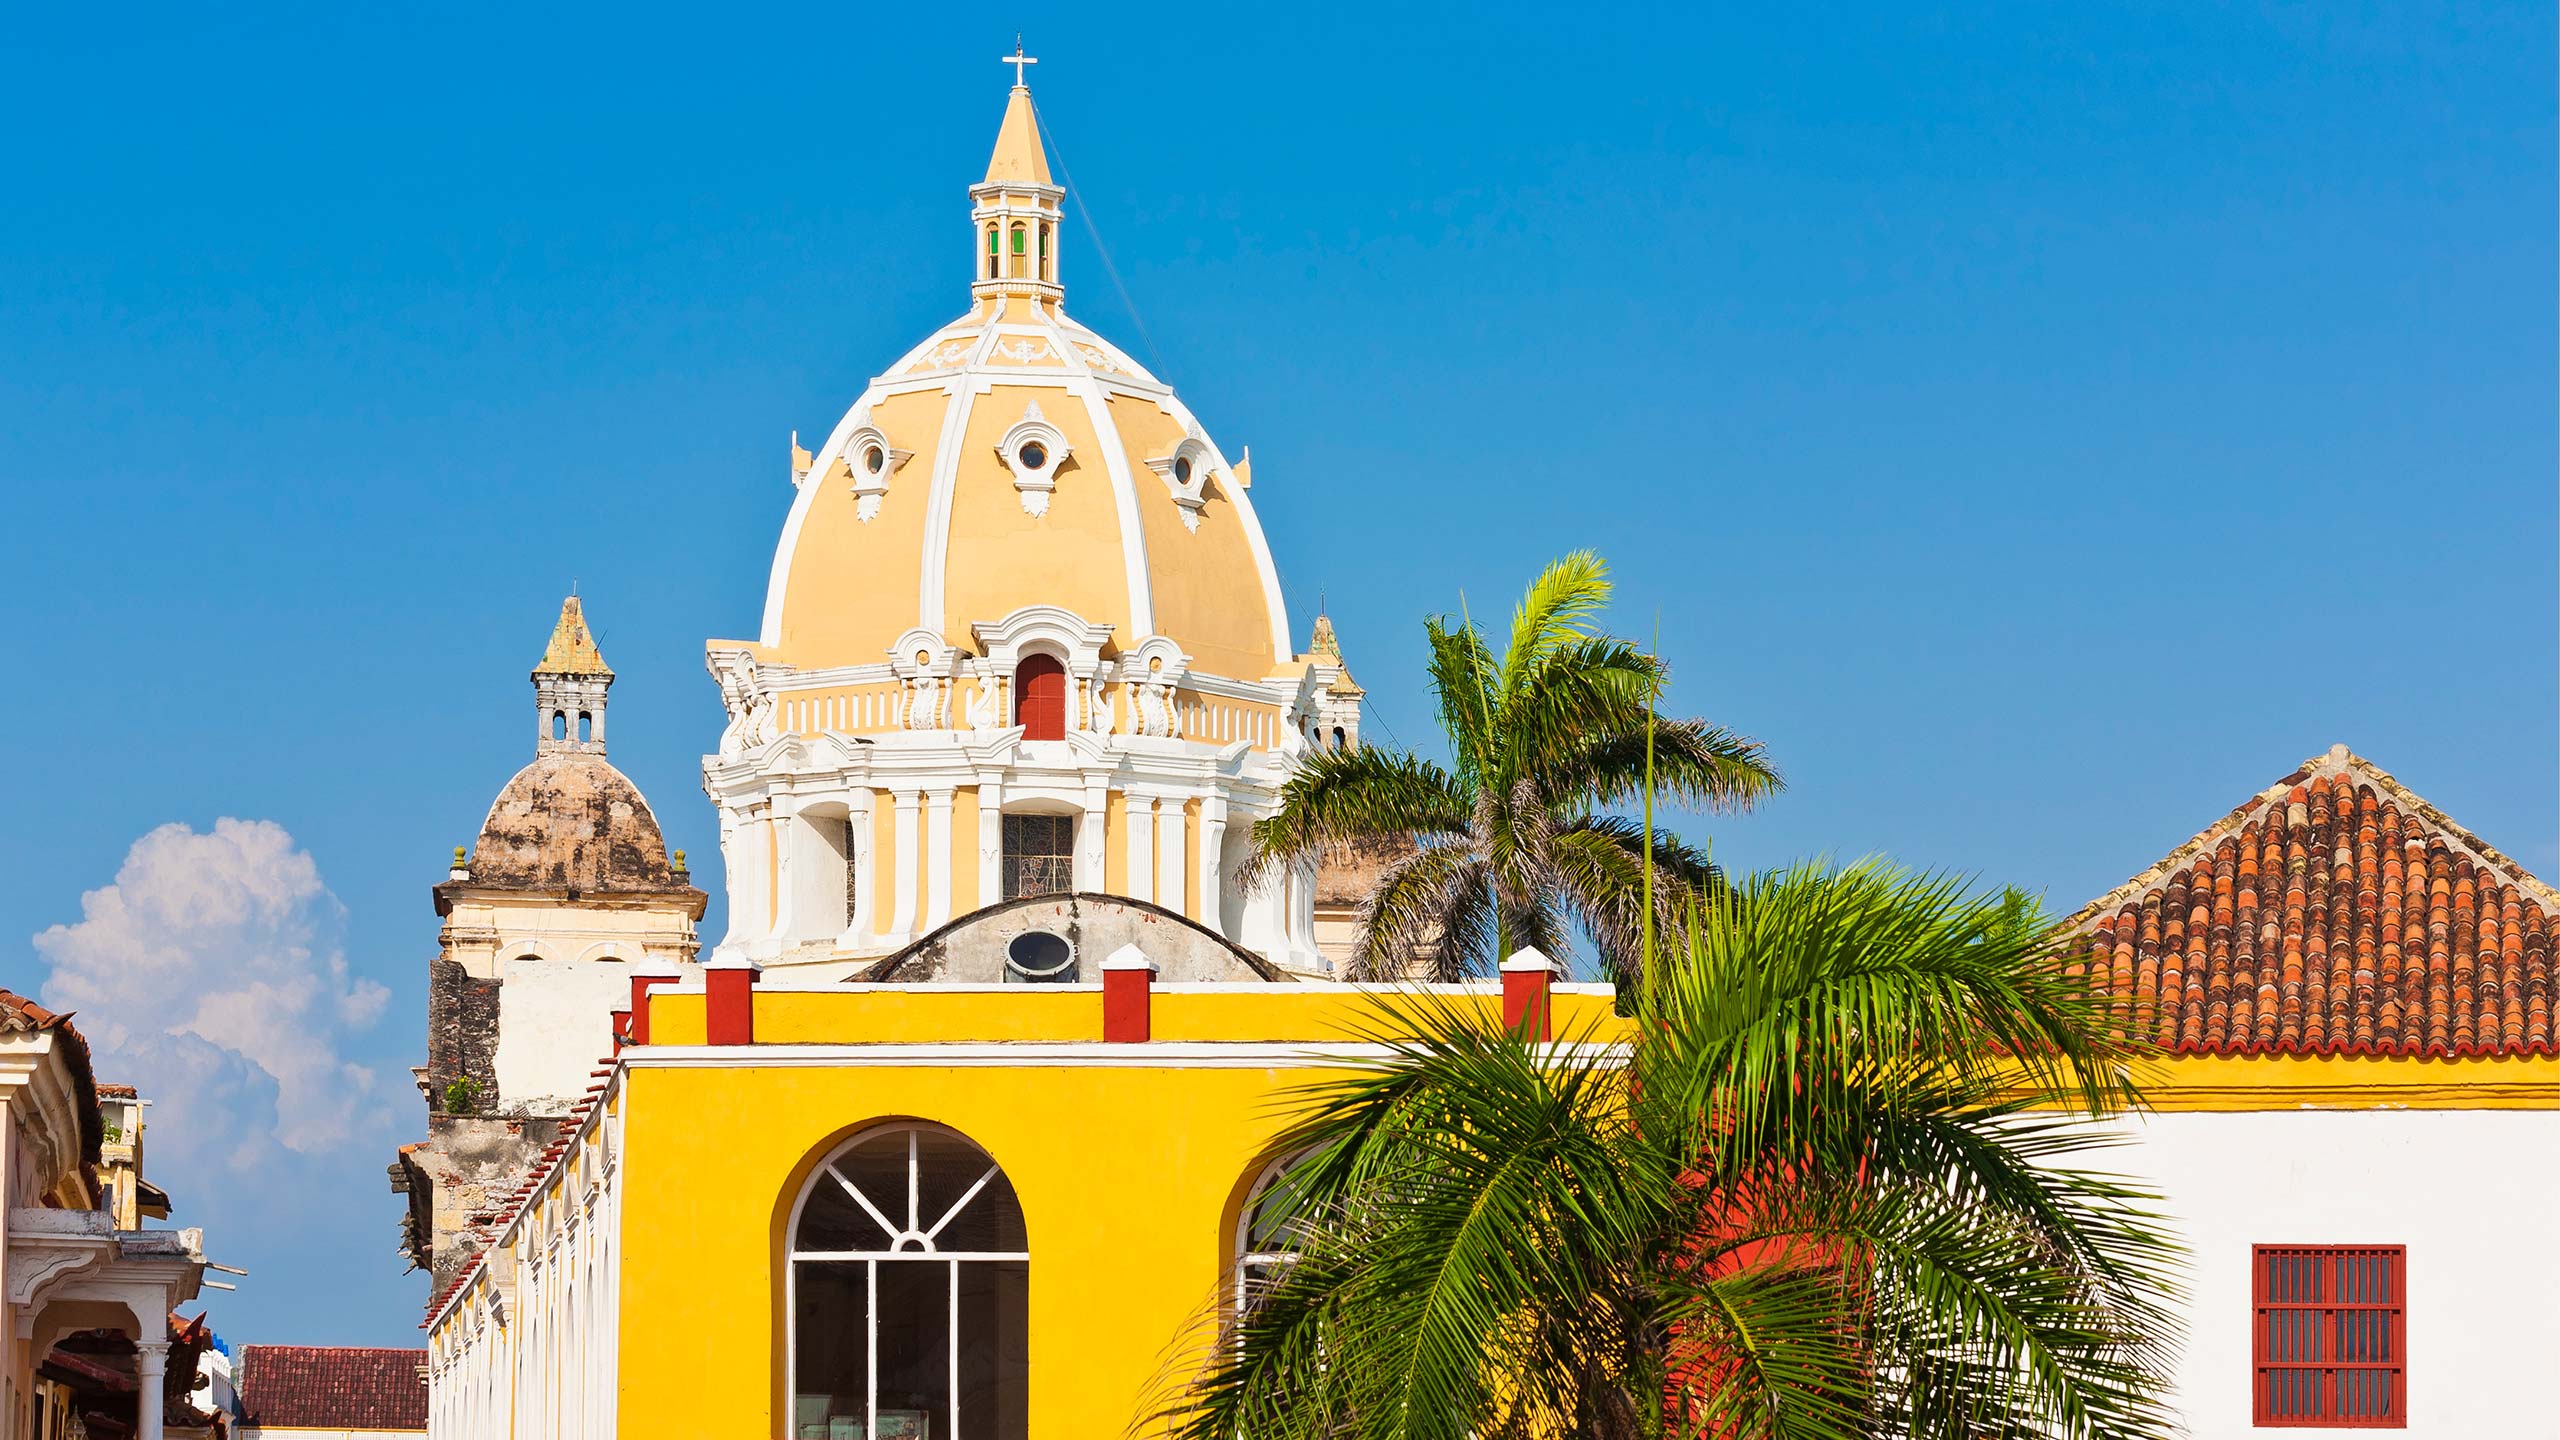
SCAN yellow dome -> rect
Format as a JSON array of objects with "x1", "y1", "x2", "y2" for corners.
[{"x1": 741, "y1": 83, "x2": 1292, "y2": 686}]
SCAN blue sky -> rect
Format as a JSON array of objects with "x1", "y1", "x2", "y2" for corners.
[{"x1": 2, "y1": 3, "x2": 2550, "y2": 1347}]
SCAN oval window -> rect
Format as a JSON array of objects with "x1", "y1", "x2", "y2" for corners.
[
  {"x1": 1004, "y1": 930, "x2": 1075, "y2": 982},
  {"x1": 864, "y1": 445, "x2": 886, "y2": 474},
  {"x1": 1018, "y1": 440, "x2": 1048, "y2": 471},
  {"x1": 1173, "y1": 454, "x2": 1193, "y2": 486}
]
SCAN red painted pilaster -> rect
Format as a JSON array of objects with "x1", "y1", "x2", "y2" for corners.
[
  {"x1": 1101, "y1": 945, "x2": 1157, "y2": 1043},
  {"x1": 627, "y1": 965, "x2": 684, "y2": 1045},
  {"x1": 1500, "y1": 946, "x2": 1558, "y2": 1041},
  {"x1": 706, "y1": 960, "x2": 760, "y2": 1045}
]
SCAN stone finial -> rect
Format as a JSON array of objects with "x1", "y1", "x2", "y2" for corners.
[{"x1": 1309, "y1": 612, "x2": 1343, "y2": 662}]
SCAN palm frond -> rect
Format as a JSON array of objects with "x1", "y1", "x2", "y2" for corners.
[
  {"x1": 1554, "y1": 717, "x2": 1785, "y2": 815},
  {"x1": 1356, "y1": 840, "x2": 1493, "y2": 981},
  {"x1": 1249, "y1": 745, "x2": 1471, "y2": 879},
  {"x1": 1499, "y1": 550, "x2": 1614, "y2": 702}
]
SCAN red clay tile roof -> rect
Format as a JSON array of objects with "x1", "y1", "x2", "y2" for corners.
[
  {"x1": 0, "y1": 990, "x2": 103, "y2": 1164},
  {"x1": 236, "y1": 1345, "x2": 427, "y2": 1430},
  {"x1": 2067, "y1": 746, "x2": 2556, "y2": 1056},
  {"x1": 95, "y1": 1082, "x2": 138, "y2": 1099}
]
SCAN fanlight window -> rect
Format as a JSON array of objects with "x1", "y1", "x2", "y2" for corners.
[
  {"x1": 1235, "y1": 1150, "x2": 1318, "y2": 1317},
  {"x1": 790, "y1": 1125, "x2": 1028, "y2": 1440}
]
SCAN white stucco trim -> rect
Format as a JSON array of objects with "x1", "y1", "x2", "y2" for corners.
[{"x1": 1042, "y1": 305, "x2": 1157, "y2": 638}]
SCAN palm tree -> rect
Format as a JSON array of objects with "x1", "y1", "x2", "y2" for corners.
[
  {"x1": 1164, "y1": 861, "x2": 2181, "y2": 1440},
  {"x1": 1254, "y1": 552, "x2": 1780, "y2": 980}
]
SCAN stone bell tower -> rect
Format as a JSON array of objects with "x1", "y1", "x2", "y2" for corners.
[{"x1": 391, "y1": 597, "x2": 707, "y2": 1288}]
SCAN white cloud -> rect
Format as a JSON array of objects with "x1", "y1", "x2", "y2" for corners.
[{"x1": 34, "y1": 819, "x2": 395, "y2": 1172}]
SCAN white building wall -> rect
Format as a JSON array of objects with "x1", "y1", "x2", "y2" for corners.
[
  {"x1": 492, "y1": 958, "x2": 635, "y2": 1112},
  {"x1": 2121, "y1": 1109, "x2": 2559, "y2": 1439},
  {"x1": 428, "y1": 1087, "x2": 621, "y2": 1440}
]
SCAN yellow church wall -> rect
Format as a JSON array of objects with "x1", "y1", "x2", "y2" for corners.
[
  {"x1": 2126, "y1": 1052, "x2": 2559, "y2": 1111},
  {"x1": 953, "y1": 786, "x2": 982, "y2": 916},
  {"x1": 774, "y1": 389, "x2": 948, "y2": 669},
  {"x1": 941, "y1": 384, "x2": 1132, "y2": 642},
  {"x1": 1102, "y1": 791, "x2": 1128, "y2": 894},
  {"x1": 610, "y1": 984, "x2": 1633, "y2": 1439},
  {"x1": 615, "y1": 1060, "x2": 1314, "y2": 1440},
  {"x1": 871, "y1": 793, "x2": 899, "y2": 928},
  {"x1": 1183, "y1": 799, "x2": 1201, "y2": 918},
  {"x1": 646, "y1": 985, "x2": 1627, "y2": 1050},
  {"x1": 1103, "y1": 394, "x2": 1275, "y2": 679}
]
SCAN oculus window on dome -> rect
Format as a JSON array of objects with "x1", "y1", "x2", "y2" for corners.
[
  {"x1": 994, "y1": 402, "x2": 1069, "y2": 517},
  {"x1": 791, "y1": 1125, "x2": 1029, "y2": 1440},
  {"x1": 841, "y1": 425, "x2": 911, "y2": 522},
  {"x1": 1142, "y1": 435, "x2": 1216, "y2": 531}
]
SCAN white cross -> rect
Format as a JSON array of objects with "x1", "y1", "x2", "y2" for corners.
[{"x1": 1000, "y1": 37, "x2": 1037, "y2": 86}]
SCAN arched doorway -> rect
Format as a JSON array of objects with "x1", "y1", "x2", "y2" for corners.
[
  {"x1": 788, "y1": 1124, "x2": 1029, "y2": 1439},
  {"x1": 1015, "y1": 655, "x2": 1067, "y2": 741}
]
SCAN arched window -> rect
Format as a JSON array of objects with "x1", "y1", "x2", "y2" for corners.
[
  {"x1": 577, "y1": 711, "x2": 593, "y2": 743},
  {"x1": 552, "y1": 710, "x2": 568, "y2": 741},
  {"x1": 1235, "y1": 1150, "x2": 1317, "y2": 1318},
  {"x1": 986, "y1": 225, "x2": 999, "y2": 279},
  {"x1": 1014, "y1": 655, "x2": 1066, "y2": 741},
  {"x1": 1009, "y1": 223, "x2": 1027, "y2": 277},
  {"x1": 790, "y1": 1125, "x2": 1028, "y2": 1440},
  {"x1": 1331, "y1": 726, "x2": 1347, "y2": 750},
  {"x1": 1037, "y1": 223, "x2": 1049, "y2": 279}
]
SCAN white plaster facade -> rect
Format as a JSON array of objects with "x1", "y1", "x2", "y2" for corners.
[
  {"x1": 701, "y1": 631, "x2": 1333, "y2": 977},
  {"x1": 2107, "y1": 1108, "x2": 2559, "y2": 1438}
]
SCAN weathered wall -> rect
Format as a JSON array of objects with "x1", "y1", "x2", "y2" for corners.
[
  {"x1": 425, "y1": 960, "x2": 499, "y2": 1111},
  {"x1": 873, "y1": 893, "x2": 1278, "y2": 984}
]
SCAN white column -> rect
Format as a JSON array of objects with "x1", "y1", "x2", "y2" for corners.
[
  {"x1": 924, "y1": 789, "x2": 955, "y2": 929},
  {"x1": 1156, "y1": 798, "x2": 1186, "y2": 915},
  {"x1": 767, "y1": 795, "x2": 805, "y2": 943},
  {"x1": 1197, "y1": 794, "x2": 1228, "y2": 931},
  {"x1": 977, "y1": 781, "x2": 1005, "y2": 905},
  {"x1": 1126, "y1": 794, "x2": 1156, "y2": 903},
  {"x1": 889, "y1": 791, "x2": 920, "y2": 940},
  {"x1": 843, "y1": 794, "x2": 876, "y2": 948},
  {"x1": 135, "y1": 1339, "x2": 168, "y2": 1440},
  {"x1": 1075, "y1": 785, "x2": 1109, "y2": 892}
]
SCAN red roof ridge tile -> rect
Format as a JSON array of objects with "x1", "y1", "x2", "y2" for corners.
[
  {"x1": 2063, "y1": 745, "x2": 2557, "y2": 1058},
  {"x1": 2067, "y1": 744, "x2": 2559, "y2": 926}
]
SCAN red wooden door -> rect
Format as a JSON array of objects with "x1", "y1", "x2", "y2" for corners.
[{"x1": 1016, "y1": 655, "x2": 1067, "y2": 740}]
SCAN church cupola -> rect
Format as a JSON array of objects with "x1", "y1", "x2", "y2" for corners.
[
  {"x1": 972, "y1": 43, "x2": 1065, "y2": 305},
  {"x1": 533, "y1": 595, "x2": 613, "y2": 754}
]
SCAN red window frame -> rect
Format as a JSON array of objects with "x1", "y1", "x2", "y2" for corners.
[{"x1": 2252, "y1": 1245, "x2": 2405, "y2": 1428}]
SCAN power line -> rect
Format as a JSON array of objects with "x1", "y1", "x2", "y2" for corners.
[{"x1": 1029, "y1": 97, "x2": 1170, "y2": 379}]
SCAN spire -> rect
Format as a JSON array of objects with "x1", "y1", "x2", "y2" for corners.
[
  {"x1": 984, "y1": 43, "x2": 1051, "y2": 186},
  {"x1": 531, "y1": 596, "x2": 613, "y2": 756},
  {"x1": 534, "y1": 595, "x2": 613, "y2": 678},
  {"x1": 971, "y1": 46, "x2": 1064, "y2": 302}
]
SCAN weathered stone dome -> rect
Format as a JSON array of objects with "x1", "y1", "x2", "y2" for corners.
[{"x1": 463, "y1": 752, "x2": 689, "y2": 894}]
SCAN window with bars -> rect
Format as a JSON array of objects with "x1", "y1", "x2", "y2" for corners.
[
  {"x1": 2253, "y1": 1245, "x2": 2405, "y2": 1428},
  {"x1": 1001, "y1": 813, "x2": 1074, "y2": 899}
]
